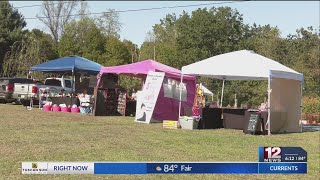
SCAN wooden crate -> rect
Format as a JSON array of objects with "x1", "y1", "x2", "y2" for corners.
[{"x1": 163, "y1": 120, "x2": 180, "y2": 129}]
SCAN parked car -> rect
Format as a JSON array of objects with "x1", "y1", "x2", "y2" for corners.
[
  {"x1": 13, "y1": 77, "x2": 75, "y2": 106},
  {"x1": 0, "y1": 77, "x2": 34, "y2": 103}
]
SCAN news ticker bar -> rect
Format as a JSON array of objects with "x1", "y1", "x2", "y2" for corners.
[{"x1": 22, "y1": 162, "x2": 307, "y2": 174}]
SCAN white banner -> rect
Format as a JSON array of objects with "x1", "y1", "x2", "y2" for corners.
[
  {"x1": 135, "y1": 71, "x2": 165, "y2": 123},
  {"x1": 47, "y1": 162, "x2": 94, "y2": 174}
]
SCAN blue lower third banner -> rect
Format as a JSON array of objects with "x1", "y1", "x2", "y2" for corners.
[
  {"x1": 146, "y1": 163, "x2": 257, "y2": 174},
  {"x1": 94, "y1": 163, "x2": 258, "y2": 174},
  {"x1": 259, "y1": 163, "x2": 307, "y2": 174},
  {"x1": 22, "y1": 162, "x2": 307, "y2": 174},
  {"x1": 94, "y1": 163, "x2": 146, "y2": 174}
]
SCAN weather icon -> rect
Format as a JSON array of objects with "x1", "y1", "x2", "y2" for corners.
[{"x1": 156, "y1": 166, "x2": 162, "y2": 171}]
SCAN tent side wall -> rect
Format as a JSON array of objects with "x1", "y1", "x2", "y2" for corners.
[
  {"x1": 96, "y1": 70, "x2": 196, "y2": 121},
  {"x1": 270, "y1": 78, "x2": 302, "y2": 133},
  {"x1": 153, "y1": 76, "x2": 196, "y2": 121}
]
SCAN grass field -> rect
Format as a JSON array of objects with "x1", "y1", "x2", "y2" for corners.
[{"x1": 0, "y1": 104, "x2": 319, "y2": 179}]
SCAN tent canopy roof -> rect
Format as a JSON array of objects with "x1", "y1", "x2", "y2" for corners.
[
  {"x1": 30, "y1": 55, "x2": 102, "y2": 75},
  {"x1": 182, "y1": 50, "x2": 303, "y2": 81},
  {"x1": 99, "y1": 59, "x2": 195, "y2": 80},
  {"x1": 200, "y1": 85, "x2": 213, "y2": 96}
]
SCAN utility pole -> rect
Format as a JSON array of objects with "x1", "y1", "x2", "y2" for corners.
[
  {"x1": 131, "y1": 47, "x2": 134, "y2": 63},
  {"x1": 134, "y1": 45, "x2": 137, "y2": 62},
  {"x1": 80, "y1": 1, "x2": 85, "y2": 20},
  {"x1": 153, "y1": 44, "x2": 156, "y2": 61},
  {"x1": 138, "y1": 47, "x2": 141, "y2": 61},
  {"x1": 131, "y1": 45, "x2": 138, "y2": 63},
  {"x1": 131, "y1": 53, "x2": 134, "y2": 63}
]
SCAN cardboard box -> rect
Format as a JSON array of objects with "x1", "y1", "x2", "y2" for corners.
[{"x1": 163, "y1": 120, "x2": 180, "y2": 129}]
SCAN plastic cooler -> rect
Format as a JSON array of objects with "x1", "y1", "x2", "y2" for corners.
[
  {"x1": 179, "y1": 116, "x2": 200, "y2": 130},
  {"x1": 80, "y1": 107, "x2": 91, "y2": 114}
]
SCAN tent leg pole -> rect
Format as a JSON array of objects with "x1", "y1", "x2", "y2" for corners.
[
  {"x1": 71, "y1": 70, "x2": 74, "y2": 106},
  {"x1": 267, "y1": 76, "x2": 271, "y2": 136},
  {"x1": 220, "y1": 79, "x2": 225, "y2": 108},
  {"x1": 300, "y1": 82, "x2": 303, "y2": 132},
  {"x1": 178, "y1": 73, "x2": 183, "y2": 119}
]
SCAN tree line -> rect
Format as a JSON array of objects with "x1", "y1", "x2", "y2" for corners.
[
  {"x1": 139, "y1": 7, "x2": 319, "y2": 106},
  {"x1": 0, "y1": 1, "x2": 319, "y2": 106},
  {"x1": 0, "y1": 1, "x2": 137, "y2": 78}
]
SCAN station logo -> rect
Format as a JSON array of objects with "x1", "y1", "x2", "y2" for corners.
[{"x1": 264, "y1": 147, "x2": 282, "y2": 162}]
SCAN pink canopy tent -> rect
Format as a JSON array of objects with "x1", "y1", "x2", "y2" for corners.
[{"x1": 98, "y1": 60, "x2": 196, "y2": 121}]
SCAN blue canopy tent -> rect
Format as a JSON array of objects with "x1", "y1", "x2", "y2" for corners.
[
  {"x1": 30, "y1": 55, "x2": 102, "y2": 75},
  {"x1": 30, "y1": 56, "x2": 102, "y2": 94}
]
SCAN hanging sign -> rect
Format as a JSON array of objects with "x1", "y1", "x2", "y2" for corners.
[{"x1": 89, "y1": 76, "x2": 98, "y2": 87}]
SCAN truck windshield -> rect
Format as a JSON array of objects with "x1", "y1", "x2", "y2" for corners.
[
  {"x1": 44, "y1": 79, "x2": 61, "y2": 87},
  {"x1": 64, "y1": 80, "x2": 72, "y2": 88}
]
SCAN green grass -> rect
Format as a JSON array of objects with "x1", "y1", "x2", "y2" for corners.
[{"x1": 0, "y1": 104, "x2": 319, "y2": 179}]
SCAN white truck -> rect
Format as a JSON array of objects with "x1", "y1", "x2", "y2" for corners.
[{"x1": 13, "y1": 78, "x2": 75, "y2": 106}]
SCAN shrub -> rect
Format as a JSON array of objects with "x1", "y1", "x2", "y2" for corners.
[{"x1": 303, "y1": 96, "x2": 320, "y2": 114}]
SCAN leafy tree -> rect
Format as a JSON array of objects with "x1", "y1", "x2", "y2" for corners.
[
  {"x1": 152, "y1": 14, "x2": 179, "y2": 68},
  {"x1": 37, "y1": 1, "x2": 79, "y2": 43},
  {"x1": 0, "y1": 0, "x2": 26, "y2": 75},
  {"x1": 96, "y1": 9, "x2": 121, "y2": 39},
  {"x1": 116, "y1": 40, "x2": 141, "y2": 91},
  {"x1": 240, "y1": 24, "x2": 284, "y2": 62},
  {"x1": 139, "y1": 7, "x2": 258, "y2": 105},
  {"x1": 58, "y1": 17, "x2": 105, "y2": 63},
  {"x1": 140, "y1": 22, "x2": 178, "y2": 65},
  {"x1": 2, "y1": 29, "x2": 57, "y2": 78},
  {"x1": 286, "y1": 27, "x2": 320, "y2": 96},
  {"x1": 141, "y1": 6, "x2": 320, "y2": 106},
  {"x1": 102, "y1": 37, "x2": 131, "y2": 66},
  {"x1": 119, "y1": 76, "x2": 142, "y2": 93},
  {"x1": 60, "y1": 15, "x2": 127, "y2": 66},
  {"x1": 139, "y1": 30, "x2": 156, "y2": 61},
  {"x1": 139, "y1": 41, "x2": 155, "y2": 61},
  {"x1": 242, "y1": 25, "x2": 320, "y2": 97},
  {"x1": 79, "y1": 0, "x2": 90, "y2": 20},
  {"x1": 175, "y1": 7, "x2": 246, "y2": 68},
  {"x1": 123, "y1": 39, "x2": 139, "y2": 63},
  {"x1": 30, "y1": 29, "x2": 58, "y2": 60},
  {"x1": 140, "y1": 7, "x2": 247, "y2": 69}
]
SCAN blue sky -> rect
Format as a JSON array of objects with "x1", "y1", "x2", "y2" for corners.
[{"x1": 10, "y1": 1, "x2": 320, "y2": 47}]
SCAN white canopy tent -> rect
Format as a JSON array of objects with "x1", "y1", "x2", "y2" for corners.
[
  {"x1": 197, "y1": 84, "x2": 214, "y2": 101},
  {"x1": 200, "y1": 84, "x2": 213, "y2": 96},
  {"x1": 179, "y1": 50, "x2": 304, "y2": 135}
]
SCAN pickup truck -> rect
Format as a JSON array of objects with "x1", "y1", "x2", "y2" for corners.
[
  {"x1": 0, "y1": 77, "x2": 34, "y2": 103},
  {"x1": 13, "y1": 78, "x2": 75, "y2": 106}
]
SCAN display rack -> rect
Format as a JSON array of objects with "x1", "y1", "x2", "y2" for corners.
[
  {"x1": 105, "y1": 89, "x2": 116, "y2": 115},
  {"x1": 117, "y1": 90, "x2": 127, "y2": 116},
  {"x1": 103, "y1": 88, "x2": 127, "y2": 116},
  {"x1": 38, "y1": 87, "x2": 50, "y2": 109}
]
